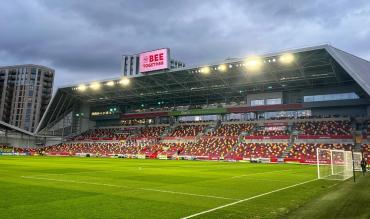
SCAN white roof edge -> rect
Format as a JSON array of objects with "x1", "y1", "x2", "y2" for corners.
[
  {"x1": 325, "y1": 46, "x2": 370, "y2": 96},
  {"x1": 0, "y1": 120, "x2": 34, "y2": 136},
  {"x1": 35, "y1": 89, "x2": 65, "y2": 133}
]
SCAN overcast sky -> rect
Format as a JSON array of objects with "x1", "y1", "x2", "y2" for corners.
[{"x1": 1, "y1": 0, "x2": 370, "y2": 89}]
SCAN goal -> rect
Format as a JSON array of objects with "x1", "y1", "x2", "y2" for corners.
[{"x1": 316, "y1": 148, "x2": 354, "y2": 180}]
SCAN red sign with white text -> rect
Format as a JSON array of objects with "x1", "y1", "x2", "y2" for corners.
[{"x1": 139, "y1": 48, "x2": 170, "y2": 73}]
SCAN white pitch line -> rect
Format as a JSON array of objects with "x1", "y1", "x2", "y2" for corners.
[
  {"x1": 139, "y1": 187, "x2": 238, "y2": 200},
  {"x1": 231, "y1": 169, "x2": 294, "y2": 179},
  {"x1": 181, "y1": 178, "x2": 318, "y2": 219},
  {"x1": 20, "y1": 176, "x2": 236, "y2": 201}
]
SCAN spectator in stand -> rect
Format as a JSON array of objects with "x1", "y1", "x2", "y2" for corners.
[{"x1": 361, "y1": 157, "x2": 367, "y2": 175}]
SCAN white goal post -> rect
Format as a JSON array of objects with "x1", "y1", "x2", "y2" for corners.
[{"x1": 316, "y1": 148, "x2": 361, "y2": 180}]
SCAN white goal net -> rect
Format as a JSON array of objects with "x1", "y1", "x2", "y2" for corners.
[{"x1": 316, "y1": 148, "x2": 356, "y2": 180}]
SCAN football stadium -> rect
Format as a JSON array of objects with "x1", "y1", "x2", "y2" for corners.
[{"x1": 1, "y1": 44, "x2": 370, "y2": 218}]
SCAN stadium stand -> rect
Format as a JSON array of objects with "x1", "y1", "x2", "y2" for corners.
[
  {"x1": 169, "y1": 124, "x2": 207, "y2": 137},
  {"x1": 136, "y1": 126, "x2": 166, "y2": 138},
  {"x1": 207, "y1": 123, "x2": 255, "y2": 137},
  {"x1": 43, "y1": 142, "x2": 122, "y2": 155},
  {"x1": 286, "y1": 143, "x2": 353, "y2": 161},
  {"x1": 180, "y1": 137, "x2": 237, "y2": 158},
  {"x1": 295, "y1": 120, "x2": 352, "y2": 136},
  {"x1": 69, "y1": 128, "x2": 131, "y2": 141},
  {"x1": 33, "y1": 116, "x2": 369, "y2": 163},
  {"x1": 229, "y1": 142, "x2": 288, "y2": 160}
]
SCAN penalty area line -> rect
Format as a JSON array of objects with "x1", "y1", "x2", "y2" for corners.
[
  {"x1": 20, "y1": 175, "x2": 237, "y2": 201},
  {"x1": 181, "y1": 178, "x2": 318, "y2": 219}
]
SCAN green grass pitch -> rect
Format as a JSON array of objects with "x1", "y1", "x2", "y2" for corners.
[{"x1": 0, "y1": 156, "x2": 369, "y2": 218}]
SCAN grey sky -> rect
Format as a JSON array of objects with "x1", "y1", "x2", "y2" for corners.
[{"x1": 1, "y1": 0, "x2": 370, "y2": 89}]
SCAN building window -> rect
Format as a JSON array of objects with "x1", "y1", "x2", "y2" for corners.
[
  {"x1": 266, "y1": 98, "x2": 282, "y2": 105},
  {"x1": 304, "y1": 92, "x2": 359, "y2": 102},
  {"x1": 251, "y1": 99, "x2": 264, "y2": 106}
]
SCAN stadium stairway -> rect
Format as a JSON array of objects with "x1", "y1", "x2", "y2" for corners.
[
  {"x1": 280, "y1": 134, "x2": 295, "y2": 159},
  {"x1": 224, "y1": 133, "x2": 245, "y2": 158},
  {"x1": 160, "y1": 126, "x2": 175, "y2": 138},
  {"x1": 203, "y1": 122, "x2": 218, "y2": 136}
]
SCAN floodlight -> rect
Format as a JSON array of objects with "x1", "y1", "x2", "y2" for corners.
[
  {"x1": 218, "y1": 64, "x2": 227, "y2": 72},
  {"x1": 244, "y1": 56, "x2": 262, "y2": 71},
  {"x1": 200, "y1": 66, "x2": 211, "y2": 74},
  {"x1": 279, "y1": 53, "x2": 294, "y2": 64},
  {"x1": 77, "y1": 84, "x2": 87, "y2": 92},
  {"x1": 90, "y1": 82, "x2": 101, "y2": 90},
  {"x1": 119, "y1": 77, "x2": 130, "y2": 86},
  {"x1": 106, "y1": 81, "x2": 115, "y2": 86}
]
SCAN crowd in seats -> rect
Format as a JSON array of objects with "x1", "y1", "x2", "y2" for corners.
[
  {"x1": 149, "y1": 142, "x2": 190, "y2": 156},
  {"x1": 286, "y1": 143, "x2": 353, "y2": 160},
  {"x1": 295, "y1": 121, "x2": 352, "y2": 136},
  {"x1": 0, "y1": 145, "x2": 37, "y2": 154},
  {"x1": 120, "y1": 142, "x2": 147, "y2": 155},
  {"x1": 0, "y1": 145, "x2": 13, "y2": 153},
  {"x1": 180, "y1": 138, "x2": 237, "y2": 157},
  {"x1": 229, "y1": 143, "x2": 287, "y2": 159},
  {"x1": 207, "y1": 123, "x2": 255, "y2": 137},
  {"x1": 70, "y1": 128, "x2": 131, "y2": 141},
  {"x1": 169, "y1": 124, "x2": 207, "y2": 137},
  {"x1": 43, "y1": 142, "x2": 122, "y2": 155},
  {"x1": 136, "y1": 126, "x2": 166, "y2": 138}
]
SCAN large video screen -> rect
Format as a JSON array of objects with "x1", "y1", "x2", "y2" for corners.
[{"x1": 139, "y1": 48, "x2": 170, "y2": 73}]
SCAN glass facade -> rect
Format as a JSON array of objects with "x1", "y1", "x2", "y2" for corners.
[
  {"x1": 304, "y1": 93, "x2": 359, "y2": 102},
  {"x1": 266, "y1": 98, "x2": 282, "y2": 105},
  {"x1": 178, "y1": 115, "x2": 219, "y2": 122},
  {"x1": 262, "y1": 110, "x2": 311, "y2": 119},
  {"x1": 250, "y1": 99, "x2": 264, "y2": 106}
]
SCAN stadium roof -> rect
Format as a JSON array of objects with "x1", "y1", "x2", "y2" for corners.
[
  {"x1": 0, "y1": 120, "x2": 34, "y2": 136},
  {"x1": 36, "y1": 44, "x2": 370, "y2": 133}
]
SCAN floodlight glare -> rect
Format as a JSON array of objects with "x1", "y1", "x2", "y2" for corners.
[
  {"x1": 244, "y1": 56, "x2": 262, "y2": 71},
  {"x1": 200, "y1": 66, "x2": 211, "y2": 74},
  {"x1": 218, "y1": 64, "x2": 227, "y2": 72},
  {"x1": 279, "y1": 53, "x2": 294, "y2": 64},
  {"x1": 90, "y1": 82, "x2": 101, "y2": 90},
  {"x1": 77, "y1": 84, "x2": 87, "y2": 92},
  {"x1": 119, "y1": 77, "x2": 130, "y2": 86},
  {"x1": 106, "y1": 81, "x2": 115, "y2": 86}
]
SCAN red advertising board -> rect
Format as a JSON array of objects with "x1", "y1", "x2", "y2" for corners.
[{"x1": 139, "y1": 48, "x2": 170, "y2": 73}]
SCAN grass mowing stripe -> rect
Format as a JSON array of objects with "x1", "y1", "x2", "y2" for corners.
[
  {"x1": 180, "y1": 178, "x2": 318, "y2": 219},
  {"x1": 20, "y1": 175, "x2": 238, "y2": 201},
  {"x1": 230, "y1": 169, "x2": 295, "y2": 179}
]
